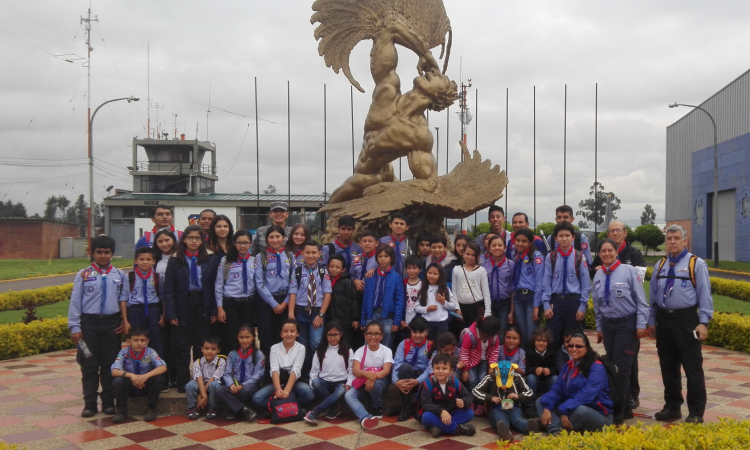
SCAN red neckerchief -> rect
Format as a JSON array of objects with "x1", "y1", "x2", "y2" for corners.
[
  {"x1": 363, "y1": 250, "x2": 375, "y2": 258},
  {"x1": 294, "y1": 249, "x2": 303, "y2": 259},
  {"x1": 515, "y1": 249, "x2": 529, "y2": 264},
  {"x1": 491, "y1": 255, "x2": 506, "y2": 267},
  {"x1": 616, "y1": 241, "x2": 626, "y2": 255},
  {"x1": 503, "y1": 345, "x2": 519, "y2": 358},
  {"x1": 603, "y1": 260, "x2": 621, "y2": 275},
  {"x1": 239, "y1": 252, "x2": 252, "y2": 261},
  {"x1": 557, "y1": 246, "x2": 574, "y2": 258},
  {"x1": 335, "y1": 239, "x2": 350, "y2": 250},
  {"x1": 184, "y1": 251, "x2": 199, "y2": 258},
  {"x1": 433, "y1": 253, "x2": 447, "y2": 265},
  {"x1": 390, "y1": 234, "x2": 405, "y2": 244},
  {"x1": 129, "y1": 348, "x2": 145, "y2": 361},
  {"x1": 135, "y1": 267, "x2": 152, "y2": 280},
  {"x1": 90, "y1": 263, "x2": 113, "y2": 276},
  {"x1": 377, "y1": 266, "x2": 392, "y2": 277},
  {"x1": 268, "y1": 247, "x2": 284, "y2": 256},
  {"x1": 410, "y1": 338, "x2": 427, "y2": 350},
  {"x1": 238, "y1": 347, "x2": 253, "y2": 359},
  {"x1": 565, "y1": 359, "x2": 580, "y2": 379},
  {"x1": 330, "y1": 275, "x2": 341, "y2": 288}
]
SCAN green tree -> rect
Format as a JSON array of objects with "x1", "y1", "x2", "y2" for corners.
[
  {"x1": 576, "y1": 182, "x2": 621, "y2": 228},
  {"x1": 44, "y1": 196, "x2": 58, "y2": 219},
  {"x1": 641, "y1": 204, "x2": 656, "y2": 225},
  {"x1": 535, "y1": 222, "x2": 556, "y2": 240},
  {"x1": 635, "y1": 224, "x2": 664, "y2": 256},
  {"x1": 74, "y1": 195, "x2": 88, "y2": 236},
  {"x1": 0, "y1": 199, "x2": 27, "y2": 218},
  {"x1": 56, "y1": 195, "x2": 70, "y2": 219},
  {"x1": 469, "y1": 222, "x2": 490, "y2": 239}
]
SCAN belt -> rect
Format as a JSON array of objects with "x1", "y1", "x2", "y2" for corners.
[
  {"x1": 128, "y1": 303, "x2": 160, "y2": 308},
  {"x1": 514, "y1": 288, "x2": 533, "y2": 295},
  {"x1": 296, "y1": 305, "x2": 321, "y2": 313},
  {"x1": 551, "y1": 293, "x2": 579, "y2": 300},
  {"x1": 271, "y1": 290, "x2": 288, "y2": 297},
  {"x1": 81, "y1": 312, "x2": 120, "y2": 320},
  {"x1": 491, "y1": 298, "x2": 511, "y2": 303},
  {"x1": 656, "y1": 305, "x2": 697, "y2": 315},
  {"x1": 225, "y1": 296, "x2": 253, "y2": 302},
  {"x1": 602, "y1": 314, "x2": 636, "y2": 325}
]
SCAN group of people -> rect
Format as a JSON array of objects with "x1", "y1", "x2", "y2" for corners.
[{"x1": 67, "y1": 201, "x2": 713, "y2": 440}]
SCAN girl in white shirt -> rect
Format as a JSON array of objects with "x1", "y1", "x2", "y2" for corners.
[
  {"x1": 414, "y1": 263, "x2": 458, "y2": 340},
  {"x1": 451, "y1": 242, "x2": 491, "y2": 332},
  {"x1": 304, "y1": 321, "x2": 354, "y2": 425}
]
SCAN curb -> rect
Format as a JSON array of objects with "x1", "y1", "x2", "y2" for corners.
[
  {"x1": 0, "y1": 265, "x2": 132, "y2": 284},
  {"x1": 709, "y1": 268, "x2": 750, "y2": 277}
]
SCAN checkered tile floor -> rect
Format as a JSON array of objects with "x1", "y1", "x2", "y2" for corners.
[{"x1": 1, "y1": 332, "x2": 748, "y2": 450}]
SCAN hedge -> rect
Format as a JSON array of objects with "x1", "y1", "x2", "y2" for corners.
[
  {"x1": 644, "y1": 266, "x2": 750, "y2": 303},
  {"x1": 513, "y1": 418, "x2": 750, "y2": 449},
  {"x1": 0, "y1": 317, "x2": 74, "y2": 360},
  {"x1": 0, "y1": 284, "x2": 73, "y2": 312}
]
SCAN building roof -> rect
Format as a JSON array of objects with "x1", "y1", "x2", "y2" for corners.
[{"x1": 105, "y1": 193, "x2": 329, "y2": 202}]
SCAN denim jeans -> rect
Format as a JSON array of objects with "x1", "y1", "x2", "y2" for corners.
[
  {"x1": 427, "y1": 319, "x2": 449, "y2": 341},
  {"x1": 488, "y1": 404, "x2": 529, "y2": 433},
  {"x1": 371, "y1": 310, "x2": 394, "y2": 349},
  {"x1": 513, "y1": 289, "x2": 536, "y2": 349},
  {"x1": 344, "y1": 378, "x2": 389, "y2": 420},
  {"x1": 311, "y1": 378, "x2": 347, "y2": 416},
  {"x1": 526, "y1": 374, "x2": 558, "y2": 397},
  {"x1": 186, "y1": 380, "x2": 220, "y2": 409},
  {"x1": 491, "y1": 299, "x2": 512, "y2": 331},
  {"x1": 295, "y1": 307, "x2": 324, "y2": 378},
  {"x1": 421, "y1": 408, "x2": 474, "y2": 434},
  {"x1": 535, "y1": 398, "x2": 613, "y2": 434},
  {"x1": 467, "y1": 360, "x2": 489, "y2": 391},
  {"x1": 250, "y1": 381, "x2": 315, "y2": 413}
]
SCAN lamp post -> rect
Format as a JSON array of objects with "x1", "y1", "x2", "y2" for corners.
[
  {"x1": 88, "y1": 96, "x2": 139, "y2": 255},
  {"x1": 669, "y1": 102, "x2": 719, "y2": 267}
]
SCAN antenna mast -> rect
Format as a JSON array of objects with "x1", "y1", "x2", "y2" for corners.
[
  {"x1": 81, "y1": 1, "x2": 98, "y2": 248},
  {"x1": 172, "y1": 113, "x2": 178, "y2": 139},
  {"x1": 207, "y1": 78, "x2": 211, "y2": 141},
  {"x1": 147, "y1": 41, "x2": 150, "y2": 138}
]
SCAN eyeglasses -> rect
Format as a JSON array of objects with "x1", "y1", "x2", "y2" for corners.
[
  {"x1": 326, "y1": 333, "x2": 341, "y2": 338},
  {"x1": 185, "y1": 236, "x2": 202, "y2": 242},
  {"x1": 365, "y1": 332, "x2": 382, "y2": 337},
  {"x1": 235, "y1": 241, "x2": 252, "y2": 246},
  {"x1": 567, "y1": 344, "x2": 585, "y2": 349},
  {"x1": 608, "y1": 228, "x2": 625, "y2": 234}
]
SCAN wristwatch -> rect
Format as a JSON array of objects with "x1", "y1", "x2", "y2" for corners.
[
  {"x1": 318, "y1": 312, "x2": 325, "y2": 317},
  {"x1": 122, "y1": 371, "x2": 129, "y2": 378}
]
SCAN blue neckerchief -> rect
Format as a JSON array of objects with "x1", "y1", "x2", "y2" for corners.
[
  {"x1": 239, "y1": 253, "x2": 251, "y2": 294},
  {"x1": 374, "y1": 267, "x2": 391, "y2": 309},
  {"x1": 185, "y1": 252, "x2": 200, "y2": 290},
  {"x1": 336, "y1": 239, "x2": 352, "y2": 269},
  {"x1": 90, "y1": 263, "x2": 112, "y2": 314},
  {"x1": 602, "y1": 261, "x2": 621, "y2": 307},
  {"x1": 268, "y1": 248, "x2": 284, "y2": 278},
  {"x1": 129, "y1": 348, "x2": 145, "y2": 375},
  {"x1": 409, "y1": 339, "x2": 426, "y2": 366},
  {"x1": 238, "y1": 347, "x2": 252, "y2": 383},
  {"x1": 512, "y1": 250, "x2": 528, "y2": 287},
  {"x1": 489, "y1": 256, "x2": 505, "y2": 300},
  {"x1": 391, "y1": 235, "x2": 404, "y2": 270},
  {"x1": 664, "y1": 248, "x2": 688, "y2": 299},
  {"x1": 360, "y1": 251, "x2": 375, "y2": 280},
  {"x1": 135, "y1": 268, "x2": 152, "y2": 317},
  {"x1": 557, "y1": 247, "x2": 573, "y2": 295}
]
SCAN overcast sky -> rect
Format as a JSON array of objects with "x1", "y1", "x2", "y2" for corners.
[{"x1": 2, "y1": 0, "x2": 749, "y2": 226}]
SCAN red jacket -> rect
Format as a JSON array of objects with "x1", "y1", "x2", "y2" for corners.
[{"x1": 459, "y1": 322, "x2": 500, "y2": 371}]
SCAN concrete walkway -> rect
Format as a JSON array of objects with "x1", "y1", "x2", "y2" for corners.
[
  {"x1": 0, "y1": 268, "x2": 133, "y2": 293},
  {"x1": 0, "y1": 332, "x2": 747, "y2": 450}
]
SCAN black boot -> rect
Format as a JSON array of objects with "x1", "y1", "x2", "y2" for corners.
[{"x1": 397, "y1": 392, "x2": 413, "y2": 422}]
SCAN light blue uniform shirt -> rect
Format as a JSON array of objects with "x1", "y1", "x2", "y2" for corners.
[
  {"x1": 215, "y1": 256, "x2": 257, "y2": 307},
  {"x1": 482, "y1": 256, "x2": 514, "y2": 300},
  {"x1": 648, "y1": 252, "x2": 713, "y2": 326},
  {"x1": 513, "y1": 250, "x2": 545, "y2": 306},
  {"x1": 548, "y1": 233, "x2": 593, "y2": 265},
  {"x1": 320, "y1": 240, "x2": 363, "y2": 272},
  {"x1": 255, "y1": 249, "x2": 293, "y2": 307},
  {"x1": 592, "y1": 263, "x2": 649, "y2": 331},
  {"x1": 379, "y1": 235, "x2": 415, "y2": 277},
  {"x1": 222, "y1": 349, "x2": 266, "y2": 388},
  {"x1": 350, "y1": 250, "x2": 378, "y2": 280},
  {"x1": 540, "y1": 248, "x2": 592, "y2": 312},
  {"x1": 126, "y1": 269, "x2": 159, "y2": 307},
  {"x1": 289, "y1": 264, "x2": 332, "y2": 309},
  {"x1": 111, "y1": 347, "x2": 165, "y2": 374},
  {"x1": 68, "y1": 264, "x2": 128, "y2": 334},
  {"x1": 391, "y1": 339, "x2": 432, "y2": 384}
]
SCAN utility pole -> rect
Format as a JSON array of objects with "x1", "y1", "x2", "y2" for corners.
[
  {"x1": 147, "y1": 41, "x2": 150, "y2": 138},
  {"x1": 457, "y1": 77, "x2": 472, "y2": 234},
  {"x1": 82, "y1": 2, "x2": 98, "y2": 253}
]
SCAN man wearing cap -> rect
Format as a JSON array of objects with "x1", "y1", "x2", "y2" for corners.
[{"x1": 251, "y1": 202, "x2": 292, "y2": 255}]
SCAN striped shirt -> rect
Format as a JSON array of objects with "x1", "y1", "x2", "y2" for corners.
[
  {"x1": 192, "y1": 356, "x2": 226, "y2": 382},
  {"x1": 270, "y1": 341, "x2": 306, "y2": 379}
]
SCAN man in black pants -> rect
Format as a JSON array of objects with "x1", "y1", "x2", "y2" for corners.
[
  {"x1": 590, "y1": 220, "x2": 647, "y2": 410},
  {"x1": 648, "y1": 224, "x2": 713, "y2": 424}
]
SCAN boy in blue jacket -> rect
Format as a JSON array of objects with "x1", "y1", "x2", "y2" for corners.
[{"x1": 361, "y1": 244, "x2": 405, "y2": 349}]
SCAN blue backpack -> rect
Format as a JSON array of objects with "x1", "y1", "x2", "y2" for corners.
[{"x1": 414, "y1": 375, "x2": 462, "y2": 421}]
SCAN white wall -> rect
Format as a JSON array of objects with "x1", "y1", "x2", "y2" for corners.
[{"x1": 134, "y1": 206, "x2": 239, "y2": 242}]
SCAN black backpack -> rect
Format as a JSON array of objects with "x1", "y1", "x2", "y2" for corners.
[{"x1": 598, "y1": 356, "x2": 626, "y2": 417}]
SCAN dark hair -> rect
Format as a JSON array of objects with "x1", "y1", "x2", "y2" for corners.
[
  {"x1": 567, "y1": 333, "x2": 598, "y2": 377},
  {"x1": 512, "y1": 212, "x2": 529, "y2": 224},
  {"x1": 417, "y1": 234, "x2": 431, "y2": 245},
  {"x1": 483, "y1": 232, "x2": 497, "y2": 247},
  {"x1": 556, "y1": 205, "x2": 574, "y2": 217},
  {"x1": 432, "y1": 352, "x2": 455, "y2": 369},
  {"x1": 134, "y1": 246, "x2": 154, "y2": 259},
  {"x1": 235, "y1": 324, "x2": 259, "y2": 365},
  {"x1": 199, "y1": 209, "x2": 216, "y2": 218},
  {"x1": 375, "y1": 244, "x2": 396, "y2": 266},
  {"x1": 431, "y1": 330, "x2": 457, "y2": 358},
  {"x1": 487, "y1": 234, "x2": 507, "y2": 255},
  {"x1": 404, "y1": 254, "x2": 422, "y2": 269},
  {"x1": 598, "y1": 238, "x2": 617, "y2": 253},
  {"x1": 266, "y1": 225, "x2": 286, "y2": 243},
  {"x1": 514, "y1": 227, "x2": 537, "y2": 257},
  {"x1": 128, "y1": 326, "x2": 149, "y2": 339},
  {"x1": 152, "y1": 229, "x2": 177, "y2": 260},
  {"x1": 172, "y1": 225, "x2": 210, "y2": 267},
  {"x1": 429, "y1": 234, "x2": 447, "y2": 246},
  {"x1": 477, "y1": 315, "x2": 502, "y2": 337},
  {"x1": 286, "y1": 224, "x2": 312, "y2": 252},
  {"x1": 203, "y1": 335, "x2": 221, "y2": 348},
  {"x1": 553, "y1": 221, "x2": 575, "y2": 237},
  {"x1": 419, "y1": 263, "x2": 449, "y2": 307},
  {"x1": 408, "y1": 316, "x2": 429, "y2": 332},
  {"x1": 316, "y1": 321, "x2": 350, "y2": 369},
  {"x1": 364, "y1": 320, "x2": 383, "y2": 335},
  {"x1": 359, "y1": 229, "x2": 379, "y2": 241},
  {"x1": 453, "y1": 234, "x2": 470, "y2": 250},
  {"x1": 226, "y1": 230, "x2": 253, "y2": 263},
  {"x1": 327, "y1": 254, "x2": 346, "y2": 270},
  {"x1": 301, "y1": 240, "x2": 319, "y2": 251},
  {"x1": 390, "y1": 211, "x2": 409, "y2": 225},
  {"x1": 530, "y1": 326, "x2": 554, "y2": 347},
  {"x1": 463, "y1": 241, "x2": 481, "y2": 264},
  {"x1": 338, "y1": 215, "x2": 355, "y2": 228},
  {"x1": 502, "y1": 324, "x2": 522, "y2": 344},
  {"x1": 151, "y1": 205, "x2": 172, "y2": 218},
  {"x1": 91, "y1": 236, "x2": 116, "y2": 253},
  {"x1": 563, "y1": 328, "x2": 579, "y2": 339},
  {"x1": 207, "y1": 214, "x2": 235, "y2": 254},
  {"x1": 281, "y1": 318, "x2": 299, "y2": 333},
  {"x1": 488, "y1": 205, "x2": 505, "y2": 217}
]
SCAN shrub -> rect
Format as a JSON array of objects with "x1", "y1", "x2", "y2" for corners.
[
  {"x1": 0, "y1": 317, "x2": 74, "y2": 360},
  {"x1": 705, "y1": 313, "x2": 750, "y2": 353},
  {"x1": 512, "y1": 419, "x2": 750, "y2": 449},
  {"x1": 21, "y1": 300, "x2": 38, "y2": 324},
  {"x1": 0, "y1": 284, "x2": 73, "y2": 312}
]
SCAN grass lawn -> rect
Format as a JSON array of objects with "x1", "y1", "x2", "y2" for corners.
[
  {"x1": 0, "y1": 259, "x2": 130, "y2": 281},
  {"x1": 708, "y1": 260, "x2": 750, "y2": 273},
  {"x1": 0, "y1": 300, "x2": 70, "y2": 325}
]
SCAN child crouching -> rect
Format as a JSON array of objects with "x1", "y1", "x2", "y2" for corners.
[
  {"x1": 472, "y1": 361, "x2": 537, "y2": 442},
  {"x1": 216, "y1": 324, "x2": 265, "y2": 422},
  {"x1": 419, "y1": 353, "x2": 476, "y2": 437},
  {"x1": 186, "y1": 336, "x2": 225, "y2": 420}
]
